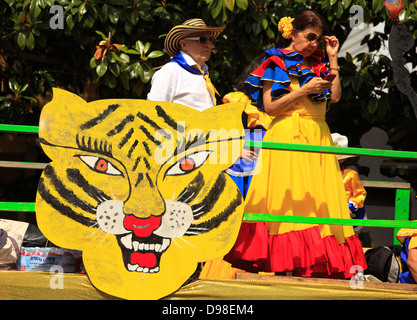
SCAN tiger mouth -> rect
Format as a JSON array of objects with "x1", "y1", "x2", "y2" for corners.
[{"x1": 117, "y1": 232, "x2": 170, "y2": 273}]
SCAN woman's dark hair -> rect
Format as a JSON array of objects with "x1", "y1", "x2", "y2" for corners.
[
  {"x1": 278, "y1": 10, "x2": 328, "y2": 48},
  {"x1": 292, "y1": 10, "x2": 327, "y2": 32},
  {"x1": 236, "y1": 55, "x2": 264, "y2": 93}
]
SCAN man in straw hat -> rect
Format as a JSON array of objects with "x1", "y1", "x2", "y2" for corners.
[
  {"x1": 147, "y1": 18, "x2": 225, "y2": 111},
  {"x1": 332, "y1": 133, "x2": 367, "y2": 231}
]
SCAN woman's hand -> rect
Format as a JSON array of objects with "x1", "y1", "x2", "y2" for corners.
[
  {"x1": 240, "y1": 148, "x2": 258, "y2": 162},
  {"x1": 302, "y1": 77, "x2": 333, "y2": 95},
  {"x1": 324, "y1": 36, "x2": 339, "y2": 59}
]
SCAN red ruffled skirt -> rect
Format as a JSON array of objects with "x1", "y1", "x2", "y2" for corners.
[{"x1": 225, "y1": 222, "x2": 367, "y2": 278}]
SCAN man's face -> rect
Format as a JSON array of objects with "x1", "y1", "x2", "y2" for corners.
[{"x1": 180, "y1": 32, "x2": 213, "y2": 66}]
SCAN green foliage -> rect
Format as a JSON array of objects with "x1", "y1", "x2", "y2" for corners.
[{"x1": 1, "y1": 0, "x2": 417, "y2": 143}]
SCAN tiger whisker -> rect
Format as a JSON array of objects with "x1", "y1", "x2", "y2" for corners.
[
  {"x1": 176, "y1": 186, "x2": 189, "y2": 202},
  {"x1": 188, "y1": 226, "x2": 209, "y2": 231},
  {"x1": 96, "y1": 195, "x2": 108, "y2": 203},
  {"x1": 86, "y1": 226, "x2": 103, "y2": 239},
  {"x1": 192, "y1": 209, "x2": 207, "y2": 219},
  {"x1": 191, "y1": 204, "x2": 205, "y2": 213},
  {"x1": 184, "y1": 231, "x2": 204, "y2": 235},
  {"x1": 189, "y1": 192, "x2": 206, "y2": 207},
  {"x1": 89, "y1": 222, "x2": 99, "y2": 228},
  {"x1": 172, "y1": 238, "x2": 184, "y2": 249},
  {"x1": 96, "y1": 234, "x2": 111, "y2": 247},
  {"x1": 174, "y1": 236, "x2": 196, "y2": 248},
  {"x1": 182, "y1": 192, "x2": 195, "y2": 204}
]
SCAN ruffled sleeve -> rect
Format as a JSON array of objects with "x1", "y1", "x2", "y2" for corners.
[
  {"x1": 222, "y1": 92, "x2": 273, "y2": 130},
  {"x1": 396, "y1": 226, "x2": 417, "y2": 246},
  {"x1": 244, "y1": 48, "x2": 331, "y2": 111}
]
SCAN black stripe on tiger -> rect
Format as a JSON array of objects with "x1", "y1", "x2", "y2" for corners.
[
  {"x1": 80, "y1": 104, "x2": 120, "y2": 130},
  {"x1": 139, "y1": 125, "x2": 160, "y2": 146},
  {"x1": 136, "y1": 110, "x2": 172, "y2": 140},
  {"x1": 186, "y1": 189, "x2": 243, "y2": 236},
  {"x1": 190, "y1": 173, "x2": 226, "y2": 217},
  {"x1": 42, "y1": 166, "x2": 97, "y2": 214},
  {"x1": 176, "y1": 172, "x2": 205, "y2": 204},
  {"x1": 155, "y1": 105, "x2": 185, "y2": 133},
  {"x1": 128, "y1": 140, "x2": 139, "y2": 158},
  {"x1": 107, "y1": 114, "x2": 135, "y2": 137},
  {"x1": 118, "y1": 127, "x2": 134, "y2": 149},
  {"x1": 37, "y1": 176, "x2": 96, "y2": 228},
  {"x1": 66, "y1": 168, "x2": 112, "y2": 203}
]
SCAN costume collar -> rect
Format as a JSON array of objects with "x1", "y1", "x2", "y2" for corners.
[
  {"x1": 264, "y1": 48, "x2": 327, "y2": 76},
  {"x1": 170, "y1": 51, "x2": 209, "y2": 74}
]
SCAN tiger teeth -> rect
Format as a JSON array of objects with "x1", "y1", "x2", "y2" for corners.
[
  {"x1": 127, "y1": 264, "x2": 160, "y2": 273},
  {"x1": 121, "y1": 234, "x2": 170, "y2": 253},
  {"x1": 120, "y1": 234, "x2": 133, "y2": 250}
]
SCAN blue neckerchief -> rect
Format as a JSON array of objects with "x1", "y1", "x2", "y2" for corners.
[{"x1": 170, "y1": 52, "x2": 205, "y2": 76}]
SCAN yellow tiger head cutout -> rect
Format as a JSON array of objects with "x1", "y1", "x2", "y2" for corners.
[{"x1": 36, "y1": 88, "x2": 245, "y2": 299}]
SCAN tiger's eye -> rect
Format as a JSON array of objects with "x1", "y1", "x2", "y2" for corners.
[
  {"x1": 95, "y1": 159, "x2": 108, "y2": 172},
  {"x1": 180, "y1": 158, "x2": 195, "y2": 171}
]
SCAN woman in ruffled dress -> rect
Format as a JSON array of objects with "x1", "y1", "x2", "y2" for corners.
[{"x1": 224, "y1": 10, "x2": 367, "y2": 278}]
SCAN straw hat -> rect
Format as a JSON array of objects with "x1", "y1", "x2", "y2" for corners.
[
  {"x1": 164, "y1": 18, "x2": 226, "y2": 57},
  {"x1": 331, "y1": 133, "x2": 357, "y2": 160}
]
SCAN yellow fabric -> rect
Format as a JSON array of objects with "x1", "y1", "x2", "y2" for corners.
[
  {"x1": 193, "y1": 64, "x2": 219, "y2": 101},
  {"x1": 410, "y1": 237, "x2": 417, "y2": 250},
  {"x1": 342, "y1": 168, "x2": 367, "y2": 208},
  {"x1": 222, "y1": 92, "x2": 273, "y2": 130},
  {"x1": 1, "y1": 271, "x2": 416, "y2": 300},
  {"x1": 200, "y1": 258, "x2": 249, "y2": 280},
  {"x1": 170, "y1": 278, "x2": 417, "y2": 300},
  {"x1": 244, "y1": 77, "x2": 354, "y2": 241}
]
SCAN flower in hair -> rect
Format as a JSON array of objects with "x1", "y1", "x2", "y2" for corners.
[{"x1": 278, "y1": 16, "x2": 294, "y2": 39}]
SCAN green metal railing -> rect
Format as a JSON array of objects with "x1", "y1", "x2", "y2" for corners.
[
  {"x1": 1, "y1": 124, "x2": 416, "y2": 244},
  {"x1": 0, "y1": 124, "x2": 39, "y2": 134},
  {"x1": 244, "y1": 140, "x2": 417, "y2": 244}
]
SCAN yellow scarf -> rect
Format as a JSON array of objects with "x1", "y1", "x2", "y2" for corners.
[{"x1": 193, "y1": 64, "x2": 219, "y2": 101}]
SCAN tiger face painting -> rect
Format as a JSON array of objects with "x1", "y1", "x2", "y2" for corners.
[{"x1": 35, "y1": 89, "x2": 245, "y2": 300}]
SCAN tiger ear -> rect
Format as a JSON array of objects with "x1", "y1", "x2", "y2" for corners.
[
  {"x1": 201, "y1": 101, "x2": 246, "y2": 168},
  {"x1": 202, "y1": 101, "x2": 245, "y2": 132},
  {"x1": 39, "y1": 88, "x2": 89, "y2": 149}
]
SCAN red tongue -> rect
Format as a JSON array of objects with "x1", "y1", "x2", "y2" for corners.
[{"x1": 130, "y1": 252, "x2": 157, "y2": 268}]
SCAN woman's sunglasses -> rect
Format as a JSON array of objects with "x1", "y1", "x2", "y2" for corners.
[
  {"x1": 300, "y1": 31, "x2": 323, "y2": 44},
  {"x1": 184, "y1": 36, "x2": 216, "y2": 45}
]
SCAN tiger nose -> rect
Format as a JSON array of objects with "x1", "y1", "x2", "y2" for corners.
[{"x1": 124, "y1": 180, "x2": 165, "y2": 218}]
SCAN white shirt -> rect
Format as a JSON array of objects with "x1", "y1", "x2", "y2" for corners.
[{"x1": 147, "y1": 51, "x2": 215, "y2": 111}]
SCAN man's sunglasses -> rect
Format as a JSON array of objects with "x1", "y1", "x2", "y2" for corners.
[
  {"x1": 184, "y1": 36, "x2": 216, "y2": 45},
  {"x1": 300, "y1": 31, "x2": 323, "y2": 44}
]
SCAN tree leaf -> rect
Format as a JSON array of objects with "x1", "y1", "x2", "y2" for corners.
[
  {"x1": 26, "y1": 32, "x2": 35, "y2": 50},
  {"x1": 96, "y1": 61, "x2": 108, "y2": 77},
  {"x1": 135, "y1": 40, "x2": 144, "y2": 54},
  {"x1": 147, "y1": 50, "x2": 164, "y2": 59},
  {"x1": 136, "y1": 62, "x2": 145, "y2": 82},
  {"x1": 109, "y1": 62, "x2": 120, "y2": 77},
  {"x1": 367, "y1": 98, "x2": 379, "y2": 115},
  {"x1": 120, "y1": 71, "x2": 130, "y2": 90},
  {"x1": 95, "y1": 30, "x2": 107, "y2": 40},
  {"x1": 79, "y1": 3, "x2": 87, "y2": 15},
  {"x1": 236, "y1": 0, "x2": 248, "y2": 10},
  {"x1": 224, "y1": 0, "x2": 235, "y2": 12},
  {"x1": 8, "y1": 78, "x2": 19, "y2": 92},
  {"x1": 17, "y1": 32, "x2": 26, "y2": 49},
  {"x1": 90, "y1": 56, "x2": 97, "y2": 68},
  {"x1": 211, "y1": 0, "x2": 223, "y2": 19},
  {"x1": 143, "y1": 42, "x2": 151, "y2": 55},
  {"x1": 141, "y1": 63, "x2": 154, "y2": 83}
]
